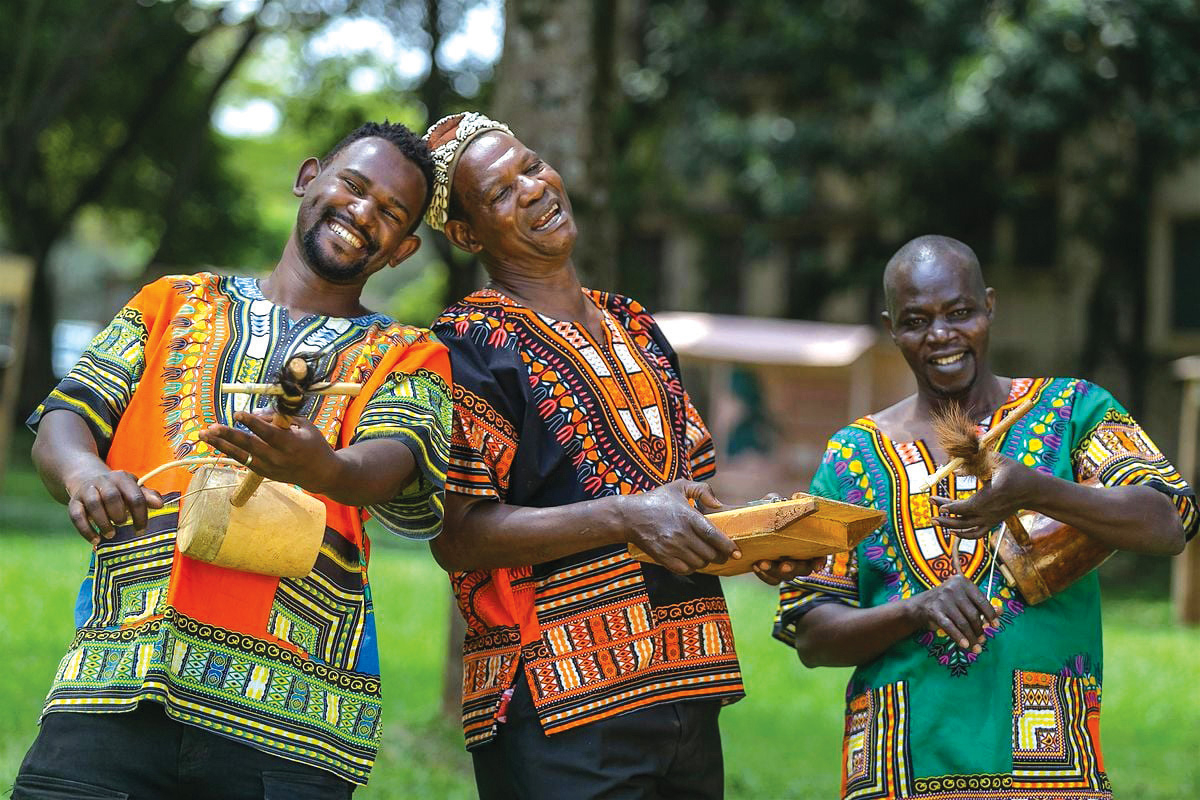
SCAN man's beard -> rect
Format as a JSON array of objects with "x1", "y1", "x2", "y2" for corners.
[{"x1": 301, "y1": 212, "x2": 377, "y2": 283}]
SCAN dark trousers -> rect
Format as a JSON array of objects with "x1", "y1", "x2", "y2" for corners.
[
  {"x1": 471, "y1": 675, "x2": 725, "y2": 800},
  {"x1": 10, "y1": 701, "x2": 354, "y2": 800}
]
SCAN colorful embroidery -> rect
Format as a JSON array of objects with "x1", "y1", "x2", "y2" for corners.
[
  {"x1": 37, "y1": 306, "x2": 148, "y2": 449},
  {"x1": 47, "y1": 608, "x2": 382, "y2": 784},
  {"x1": 1011, "y1": 667, "x2": 1110, "y2": 795},
  {"x1": 449, "y1": 385, "x2": 519, "y2": 498},
  {"x1": 842, "y1": 682, "x2": 914, "y2": 799}
]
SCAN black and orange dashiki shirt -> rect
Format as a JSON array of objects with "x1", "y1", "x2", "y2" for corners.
[{"x1": 432, "y1": 288, "x2": 744, "y2": 748}]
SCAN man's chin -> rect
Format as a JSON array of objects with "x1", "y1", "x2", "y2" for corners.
[
  {"x1": 926, "y1": 374, "x2": 977, "y2": 400},
  {"x1": 308, "y1": 260, "x2": 368, "y2": 284}
]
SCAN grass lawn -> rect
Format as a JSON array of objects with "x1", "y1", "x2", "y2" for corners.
[{"x1": 2, "y1": 438, "x2": 1197, "y2": 798}]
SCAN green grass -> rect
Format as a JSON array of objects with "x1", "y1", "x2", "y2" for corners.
[{"x1": 2, "y1": 438, "x2": 1198, "y2": 798}]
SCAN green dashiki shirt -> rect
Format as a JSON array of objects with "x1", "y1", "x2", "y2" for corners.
[
  {"x1": 774, "y1": 377, "x2": 1197, "y2": 800},
  {"x1": 26, "y1": 274, "x2": 453, "y2": 785}
]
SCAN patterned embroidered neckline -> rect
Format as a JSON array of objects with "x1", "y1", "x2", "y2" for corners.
[
  {"x1": 861, "y1": 377, "x2": 1036, "y2": 446},
  {"x1": 229, "y1": 275, "x2": 392, "y2": 328}
]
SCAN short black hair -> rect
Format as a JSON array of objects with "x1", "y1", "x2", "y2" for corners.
[{"x1": 322, "y1": 121, "x2": 435, "y2": 233}]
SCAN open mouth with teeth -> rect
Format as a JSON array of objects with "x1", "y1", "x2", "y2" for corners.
[
  {"x1": 328, "y1": 219, "x2": 366, "y2": 250},
  {"x1": 929, "y1": 352, "x2": 968, "y2": 367},
  {"x1": 531, "y1": 202, "x2": 562, "y2": 232}
]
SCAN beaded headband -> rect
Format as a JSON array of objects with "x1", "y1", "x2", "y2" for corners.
[{"x1": 422, "y1": 111, "x2": 514, "y2": 232}]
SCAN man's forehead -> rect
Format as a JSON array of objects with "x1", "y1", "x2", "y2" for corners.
[
  {"x1": 332, "y1": 138, "x2": 421, "y2": 191},
  {"x1": 461, "y1": 133, "x2": 530, "y2": 185},
  {"x1": 892, "y1": 258, "x2": 983, "y2": 302}
]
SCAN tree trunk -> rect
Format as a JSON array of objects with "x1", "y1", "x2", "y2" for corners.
[
  {"x1": 490, "y1": 0, "x2": 626, "y2": 289},
  {"x1": 15, "y1": 246, "x2": 56, "y2": 425}
]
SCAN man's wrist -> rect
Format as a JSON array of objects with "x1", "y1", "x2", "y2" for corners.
[
  {"x1": 61, "y1": 457, "x2": 111, "y2": 499},
  {"x1": 309, "y1": 450, "x2": 350, "y2": 499}
]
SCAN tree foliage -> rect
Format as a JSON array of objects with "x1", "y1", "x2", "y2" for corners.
[
  {"x1": 0, "y1": 0, "x2": 497, "y2": 414},
  {"x1": 610, "y1": 0, "x2": 1200, "y2": 406}
]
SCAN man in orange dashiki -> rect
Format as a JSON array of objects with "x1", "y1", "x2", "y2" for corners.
[{"x1": 12, "y1": 122, "x2": 452, "y2": 799}]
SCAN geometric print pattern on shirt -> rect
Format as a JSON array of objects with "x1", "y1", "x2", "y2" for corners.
[
  {"x1": 433, "y1": 288, "x2": 742, "y2": 749},
  {"x1": 28, "y1": 273, "x2": 453, "y2": 784},
  {"x1": 773, "y1": 377, "x2": 1196, "y2": 799}
]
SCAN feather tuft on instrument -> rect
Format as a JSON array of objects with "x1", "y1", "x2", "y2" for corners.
[{"x1": 931, "y1": 404, "x2": 996, "y2": 482}]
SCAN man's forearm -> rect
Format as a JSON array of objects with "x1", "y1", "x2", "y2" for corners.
[
  {"x1": 314, "y1": 439, "x2": 418, "y2": 508},
  {"x1": 32, "y1": 410, "x2": 107, "y2": 504},
  {"x1": 432, "y1": 492, "x2": 628, "y2": 571},
  {"x1": 1025, "y1": 477, "x2": 1185, "y2": 555},
  {"x1": 793, "y1": 601, "x2": 920, "y2": 668}
]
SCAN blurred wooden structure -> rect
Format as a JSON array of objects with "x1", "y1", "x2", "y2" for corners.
[
  {"x1": 655, "y1": 312, "x2": 915, "y2": 500},
  {"x1": 1172, "y1": 355, "x2": 1200, "y2": 625},
  {"x1": 0, "y1": 256, "x2": 34, "y2": 490}
]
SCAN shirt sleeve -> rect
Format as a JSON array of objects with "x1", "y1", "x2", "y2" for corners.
[
  {"x1": 1069, "y1": 381, "x2": 1199, "y2": 540},
  {"x1": 349, "y1": 333, "x2": 453, "y2": 540},
  {"x1": 434, "y1": 321, "x2": 524, "y2": 502},
  {"x1": 26, "y1": 286, "x2": 156, "y2": 457},
  {"x1": 773, "y1": 435, "x2": 864, "y2": 647}
]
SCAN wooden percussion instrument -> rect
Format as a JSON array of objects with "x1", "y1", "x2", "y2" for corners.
[
  {"x1": 142, "y1": 354, "x2": 361, "y2": 579},
  {"x1": 925, "y1": 398, "x2": 1112, "y2": 604},
  {"x1": 628, "y1": 493, "x2": 885, "y2": 576},
  {"x1": 176, "y1": 465, "x2": 327, "y2": 577},
  {"x1": 992, "y1": 481, "x2": 1114, "y2": 605}
]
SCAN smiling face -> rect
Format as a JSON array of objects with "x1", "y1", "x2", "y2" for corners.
[
  {"x1": 293, "y1": 137, "x2": 427, "y2": 284},
  {"x1": 883, "y1": 254, "x2": 995, "y2": 400},
  {"x1": 442, "y1": 131, "x2": 577, "y2": 268}
]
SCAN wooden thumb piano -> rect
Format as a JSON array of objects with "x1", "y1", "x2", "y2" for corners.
[{"x1": 628, "y1": 493, "x2": 885, "y2": 576}]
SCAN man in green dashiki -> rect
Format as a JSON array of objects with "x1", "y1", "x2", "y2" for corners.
[{"x1": 772, "y1": 235, "x2": 1197, "y2": 800}]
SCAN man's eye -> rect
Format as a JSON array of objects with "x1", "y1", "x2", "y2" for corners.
[
  {"x1": 950, "y1": 308, "x2": 971, "y2": 319},
  {"x1": 344, "y1": 179, "x2": 362, "y2": 195},
  {"x1": 383, "y1": 208, "x2": 400, "y2": 222},
  {"x1": 491, "y1": 187, "x2": 510, "y2": 204},
  {"x1": 525, "y1": 160, "x2": 544, "y2": 174},
  {"x1": 904, "y1": 318, "x2": 927, "y2": 329}
]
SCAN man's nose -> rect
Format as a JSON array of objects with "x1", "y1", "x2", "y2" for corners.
[
  {"x1": 517, "y1": 174, "x2": 545, "y2": 206},
  {"x1": 928, "y1": 318, "x2": 953, "y2": 340},
  {"x1": 347, "y1": 197, "x2": 374, "y2": 230}
]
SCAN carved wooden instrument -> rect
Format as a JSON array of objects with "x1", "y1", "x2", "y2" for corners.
[{"x1": 628, "y1": 493, "x2": 885, "y2": 576}]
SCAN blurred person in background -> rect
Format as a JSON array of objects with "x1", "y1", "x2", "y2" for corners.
[{"x1": 769, "y1": 234, "x2": 1196, "y2": 800}]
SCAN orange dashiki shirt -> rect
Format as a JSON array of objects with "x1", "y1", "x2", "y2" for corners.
[
  {"x1": 432, "y1": 288, "x2": 744, "y2": 749},
  {"x1": 27, "y1": 273, "x2": 452, "y2": 785}
]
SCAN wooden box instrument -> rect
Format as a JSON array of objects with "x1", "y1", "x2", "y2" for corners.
[
  {"x1": 993, "y1": 493, "x2": 1114, "y2": 605},
  {"x1": 628, "y1": 493, "x2": 885, "y2": 576},
  {"x1": 176, "y1": 465, "x2": 326, "y2": 578}
]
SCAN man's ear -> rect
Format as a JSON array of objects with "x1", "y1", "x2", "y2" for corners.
[
  {"x1": 388, "y1": 234, "x2": 422, "y2": 267},
  {"x1": 444, "y1": 219, "x2": 484, "y2": 255},
  {"x1": 984, "y1": 287, "x2": 995, "y2": 319},
  {"x1": 881, "y1": 310, "x2": 895, "y2": 341},
  {"x1": 293, "y1": 157, "x2": 322, "y2": 197}
]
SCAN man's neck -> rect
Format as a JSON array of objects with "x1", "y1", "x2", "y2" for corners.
[
  {"x1": 259, "y1": 235, "x2": 371, "y2": 319},
  {"x1": 486, "y1": 258, "x2": 593, "y2": 324},
  {"x1": 916, "y1": 371, "x2": 1010, "y2": 422},
  {"x1": 872, "y1": 372, "x2": 1011, "y2": 445}
]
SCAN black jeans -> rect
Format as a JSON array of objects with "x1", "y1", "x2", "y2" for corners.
[
  {"x1": 471, "y1": 674, "x2": 725, "y2": 800},
  {"x1": 10, "y1": 701, "x2": 354, "y2": 800}
]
